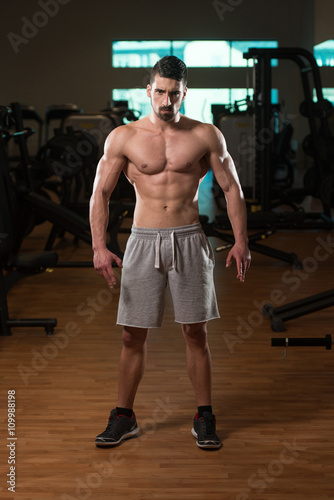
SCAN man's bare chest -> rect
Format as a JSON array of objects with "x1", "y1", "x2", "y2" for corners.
[{"x1": 123, "y1": 130, "x2": 208, "y2": 175}]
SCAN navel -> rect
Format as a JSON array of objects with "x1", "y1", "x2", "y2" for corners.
[
  {"x1": 187, "y1": 162, "x2": 191, "y2": 167},
  {"x1": 163, "y1": 205, "x2": 168, "y2": 211}
]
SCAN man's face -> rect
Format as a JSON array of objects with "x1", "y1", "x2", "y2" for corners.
[{"x1": 147, "y1": 75, "x2": 187, "y2": 122}]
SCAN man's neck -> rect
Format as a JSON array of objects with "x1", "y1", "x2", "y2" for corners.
[{"x1": 148, "y1": 111, "x2": 182, "y2": 131}]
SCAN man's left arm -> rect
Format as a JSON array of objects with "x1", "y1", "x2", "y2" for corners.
[{"x1": 204, "y1": 125, "x2": 251, "y2": 282}]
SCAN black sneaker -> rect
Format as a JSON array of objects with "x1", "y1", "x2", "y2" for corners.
[
  {"x1": 191, "y1": 411, "x2": 222, "y2": 449},
  {"x1": 95, "y1": 409, "x2": 140, "y2": 447}
]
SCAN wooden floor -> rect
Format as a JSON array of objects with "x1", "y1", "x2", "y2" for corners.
[{"x1": 1, "y1": 198, "x2": 334, "y2": 499}]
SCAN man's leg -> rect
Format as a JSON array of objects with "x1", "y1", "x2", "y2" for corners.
[
  {"x1": 182, "y1": 321, "x2": 212, "y2": 406},
  {"x1": 117, "y1": 326, "x2": 149, "y2": 409},
  {"x1": 182, "y1": 321, "x2": 221, "y2": 449},
  {"x1": 95, "y1": 326, "x2": 148, "y2": 447}
]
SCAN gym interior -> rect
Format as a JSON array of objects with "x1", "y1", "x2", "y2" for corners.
[{"x1": 1, "y1": 1, "x2": 334, "y2": 498}]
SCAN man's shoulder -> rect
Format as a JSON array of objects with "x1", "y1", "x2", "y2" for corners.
[
  {"x1": 180, "y1": 115, "x2": 217, "y2": 135},
  {"x1": 183, "y1": 118, "x2": 226, "y2": 154},
  {"x1": 104, "y1": 119, "x2": 142, "y2": 147},
  {"x1": 109, "y1": 116, "x2": 150, "y2": 139}
]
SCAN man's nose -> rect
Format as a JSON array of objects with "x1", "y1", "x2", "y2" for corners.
[{"x1": 162, "y1": 94, "x2": 172, "y2": 106}]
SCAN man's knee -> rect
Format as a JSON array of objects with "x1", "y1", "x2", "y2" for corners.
[
  {"x1": 182, "y1": 322, "x2": 208, "y2": 348},
  {"x1": 121, "y1": 326, "x2": 148, "y2": 349}
]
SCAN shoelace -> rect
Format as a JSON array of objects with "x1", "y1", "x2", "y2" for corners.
[
  {"x1": 201, "y1": 415, "x2": 216, "y2": 435},
  {"x1": 104, "y1": 414, "x2": 121, "y2": 433}
]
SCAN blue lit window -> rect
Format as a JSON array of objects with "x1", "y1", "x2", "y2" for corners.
[
  {"x1": 314, "y1": 40, "x2": 334, "y2": 67},
  {"x1": 112, "y1": 40, "x2": 278, "y2": 68},
  {"x1": 313, "y1": 88, "x2": 334, "y2": 105}
]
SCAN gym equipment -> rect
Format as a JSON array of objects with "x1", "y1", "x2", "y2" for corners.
[
  {"x1": 42, "y1": 127, "x2": 98, "y2": 178},
  {"x1": 213, "y1": 47, "x2": 334, "y2": 267},
  {"x1": 6, "y1": 103, "x2": 129, "y2": 263},
  {"x1": 37, "y1": 126, "x2": 99, "y2": 248},
  {"x1": 44, "y1": 104, "x2": 124, "y2": 221},
  {"x1": 5, "y1": 105, "x2": 54, "y2": 237},
  {"x1": 41, "y1": 107, "x2": 136, "y2": 253},
  {"x1": 0, "y1": 108, "x2": 58, "y2": 336},
  {"x1": 272, "y1": 335, "x2": 332, "y2": 349},
  {"x1": 45, "y1": 103, "x2": 83, "y2": 142},
  {"x1": 263, "y1": 288, "x2": 334, "y2": 332},
  {"x1": 39, "y1": 131, "x2": 133, "y2": 254},
  {"x1": 271, "y1": 334, "x2": 333, "y2": 359},
  {"x1": 6, "y1": 104, "x2": 44, "y2": 163},
  {"x1": 6, "y1": 103, "x2": 93, "y2": 258},
  {"x1": 202, "y1": 217, "x2": 302, "y2": 268},
  {"x1": 214, "y1": 107, "x2": 255, "y2": 190},
  {"x1": 214, "y1": 47, "x2": 334, "y2": 232},
  {"x1": 213, "y1": 97, "x2": 296, "y2": 197},
  {"x1": 61, "y1": 105, "x2": 137, "y2": 201},
  {"x1": 61, "y1": 102, "x2": 138, "y2": 157},
  {"x1": 62, "y1": 110, "x2": 124, "y2": 159},
  {"x1": 242, "y1": 47, "x2": 334, "y2": 219}
]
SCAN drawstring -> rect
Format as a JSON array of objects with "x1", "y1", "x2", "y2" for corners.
[
  {"x1": 155, "y1": 232, "x2": 161, "y2": 269},
  {"x1": 154, "y1": 231, "x2": 176, "y2": 270},
  {"x1": 171, "y1": 231, "x2": 176, "y2": 271}
]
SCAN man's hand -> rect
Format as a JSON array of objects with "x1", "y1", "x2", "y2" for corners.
[
  {"x1": 93, "y1": 248, "x2": 123, "y2": 288},
  {"x1": 226, "y1": 242, "x2": 251, "y2": 282}
]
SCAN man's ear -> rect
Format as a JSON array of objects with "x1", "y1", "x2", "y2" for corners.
[
  {"x1": 182, "y1": 87, "x2": 188, "y2": 100},
  {"x1": 147, "y1": 84, "x2": 152, "y2": 98}
]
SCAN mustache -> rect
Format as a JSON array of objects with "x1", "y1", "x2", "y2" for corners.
[{"x1": 160, "y1": 106, "x2": 173, "y2": 112}]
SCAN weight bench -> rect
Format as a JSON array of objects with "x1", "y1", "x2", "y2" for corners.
[{"x1": 263, "y1": 288, "x2": 334, "y2": 332}]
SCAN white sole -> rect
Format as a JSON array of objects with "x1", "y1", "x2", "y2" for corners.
[
  {"x1": 191, "y1": 427, "x2": 222, "y2": 449},
  {"x1": 95, "y1": 426, "x2": 140, "y2": 446}
]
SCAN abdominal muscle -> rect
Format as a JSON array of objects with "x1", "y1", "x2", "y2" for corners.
[
  {"x1": 129, "y1": 170, "x2": 202, "y2": 229},
  {"x1": 133, "y1": 196, "x2": 200, "y2": 228}
]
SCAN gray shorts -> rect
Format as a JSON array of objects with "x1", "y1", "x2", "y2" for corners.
[{"x1": 116, "y1": 222, "x2": 220, "y2": 328}]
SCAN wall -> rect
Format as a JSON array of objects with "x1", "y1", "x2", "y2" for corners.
[{"x1": 315, "y1": 0, "x2": 334, "y2": 44}]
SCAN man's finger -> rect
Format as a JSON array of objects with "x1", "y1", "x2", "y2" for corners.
[
  {"x1": 113, "y1": 255, "x2": 123, "y2": 268},
  {"x1": 236, "y1": 260, "x2": 245, "y2": 281},
  {"x1": 226, "y1": 251, "x2": 233, "y2": 268},
  {"x1": 102, "y1": 267, "x2": 116, "y2": 288}
]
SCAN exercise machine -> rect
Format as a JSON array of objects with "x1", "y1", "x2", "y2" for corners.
[
  {"x1": 8, "y1": 102, "x2": 131, "y2": 262},
  {"x1": 201, "y1": 216, "x2": 302, "y2": 268},
  {"x1": 263, "y1": 288, "x2": 334, "y2": 332},
  {"x1": 242, "y1": 46, "x2": 334, "y2": 223},
  {"x1": 214, "y1": 47, "x2": 334, "y2": 230},
  {"x1": 0, "y1": 106, "x2": 58, "y2": 336},
  {"x1": 45, "y1": 103, "x2": 83, "y2": 142}
]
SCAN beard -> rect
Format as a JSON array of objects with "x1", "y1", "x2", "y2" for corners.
[
  {"x1": 152, "y1": 102, "x2": 179, "y2": 122},
  {"x1": 155, "y1": 107, "x2": 175, "y2": 122}
]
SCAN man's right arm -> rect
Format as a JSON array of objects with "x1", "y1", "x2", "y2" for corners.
[{"x1": 89, "y1": 127, "x2": 127, "y2": 288}]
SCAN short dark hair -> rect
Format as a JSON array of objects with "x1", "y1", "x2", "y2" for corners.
[{"x1": 150, "y1": 55, "x2": 187, "y2": 86}]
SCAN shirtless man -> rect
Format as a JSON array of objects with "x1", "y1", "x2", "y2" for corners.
[{"x1": 90, "y1": 56, "x2": 251, "y2": 450}]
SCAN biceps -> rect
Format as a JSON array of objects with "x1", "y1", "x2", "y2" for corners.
[
  {"x1": 93, "y1": 155, "x2": 125, "y2": 197},
  {"x1": 210, "y1": 153, "x2": 239, "y2": 193}
]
